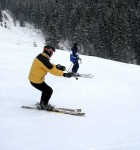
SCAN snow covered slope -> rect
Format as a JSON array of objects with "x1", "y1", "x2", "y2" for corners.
[
  {"x1": 0, "y1": 11, "x2": 140, "y2": 150},
  {"x1": 0, "y1": 10, "x2": 44, "y2": 47}
]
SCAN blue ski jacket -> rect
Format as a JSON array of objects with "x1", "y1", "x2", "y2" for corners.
[{"x1": 70, "y1": 47, "x2": 79, "y2": 63}]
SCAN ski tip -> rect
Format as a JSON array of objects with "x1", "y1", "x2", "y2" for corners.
[{"x1": 78, "y1": 113, "x2": 85, "y2": 117}]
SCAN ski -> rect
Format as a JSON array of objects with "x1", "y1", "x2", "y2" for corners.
[
  {"x1": 35, "y1": 103, "x2": 82, "y2": 112},
  {"x1": 21, "y1": 106, "x2": 85, "y2": 117},
  {"x1": 57, "y1": 107, "x2": 81, "y2": 112},
  {"x1": 78, "y1": 73, "x2": 92, "y2": 76},
  {"x1": 73, "y1": 73, "x2": 93, "y2": 79}
]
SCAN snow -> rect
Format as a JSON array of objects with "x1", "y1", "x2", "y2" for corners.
[{"x1": 0, "y1": 11, "x2": 140, "y2": 150}]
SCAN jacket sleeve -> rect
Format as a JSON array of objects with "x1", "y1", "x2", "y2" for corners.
[
  {"x1": 47, "y1": 64, "x2": 64, "y2": 76},
  {"x1": 37, "y1": 54, "x2": 64, "y2": 77}
]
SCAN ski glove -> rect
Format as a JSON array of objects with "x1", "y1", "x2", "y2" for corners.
[
  {"x1": 56, "y1": 64, "x2": 66, "y2": 71},
  {"x1": 63, "y1": 73, "x2": 73, "y2": 78}
]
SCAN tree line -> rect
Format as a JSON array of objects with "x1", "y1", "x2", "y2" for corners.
[{"x1": 0, "y1": 0, "x2": 140, "y2": 64}]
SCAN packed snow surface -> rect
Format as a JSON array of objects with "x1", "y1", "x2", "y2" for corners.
[{"x1": 0, "y1": 11, "x2": 140, "y2": 150}]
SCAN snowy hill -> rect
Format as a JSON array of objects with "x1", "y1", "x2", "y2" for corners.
[
  {"x1": 0, "y1": 11, "x2": 44, "y2": 47},
  {"x1": 0, "y1": 11, "x2": 140, "y2": 150}
]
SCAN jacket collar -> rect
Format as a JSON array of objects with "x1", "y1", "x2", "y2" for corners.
[{"x1": 42, "y1": 52, "x2": 50, "y2": 59}]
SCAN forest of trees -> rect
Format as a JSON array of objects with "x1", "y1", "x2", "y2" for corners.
[{"x1": 0, "y1": 0, "x2": 140, "y2": 65}]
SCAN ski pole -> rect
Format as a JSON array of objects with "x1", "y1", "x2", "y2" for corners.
[{"x1": 68, "y1": 63, "x2": 73, "y2": 72}]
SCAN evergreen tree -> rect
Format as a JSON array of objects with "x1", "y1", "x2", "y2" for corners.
[
  {"x1": 1, "y1": 0, "x2": 140, "y2": 65},
  {"x1": 0, "y1": 4, "x2": 2, "y2": 22}
]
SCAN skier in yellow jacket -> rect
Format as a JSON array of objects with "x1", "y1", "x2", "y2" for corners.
[{"x1": 28, "y1": 45, "x2": 72, "y2": 110}]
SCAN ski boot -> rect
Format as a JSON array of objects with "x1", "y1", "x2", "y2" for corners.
[{"x1": 37, "y1": 102, "x2": 54, "y2": 111}]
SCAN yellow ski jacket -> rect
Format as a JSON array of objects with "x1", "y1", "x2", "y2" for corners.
[{"x1": 28, "y1": 53, "x2": 64, "y2": 83}]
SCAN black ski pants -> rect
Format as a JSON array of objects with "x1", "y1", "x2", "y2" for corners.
[
  {"x1": 72, "y1": 61, "x2": 79, "y2": 73},
  {"x1": 30, "y1": 81, "x2": 53, "y2": 105}
]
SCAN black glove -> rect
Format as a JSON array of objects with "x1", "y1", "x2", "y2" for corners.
[
  {"x1": 56, "y1": 64, "x2": 66, "y2": 71},
  {"x1": 63, "y1": 73, "x2": 73, "y2": 78}
]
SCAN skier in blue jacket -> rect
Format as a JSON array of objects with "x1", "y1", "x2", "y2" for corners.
[{"x1": 70, "y1": 43, "x2": 81, "y2": 75}]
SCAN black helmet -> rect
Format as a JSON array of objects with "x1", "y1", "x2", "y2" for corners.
[
  {"x1": 43, "y1": 45, "x2": 55, "y2": 57},
  {"x1": 73, "y1": 43, "x2": 78, "y2": 47}
]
